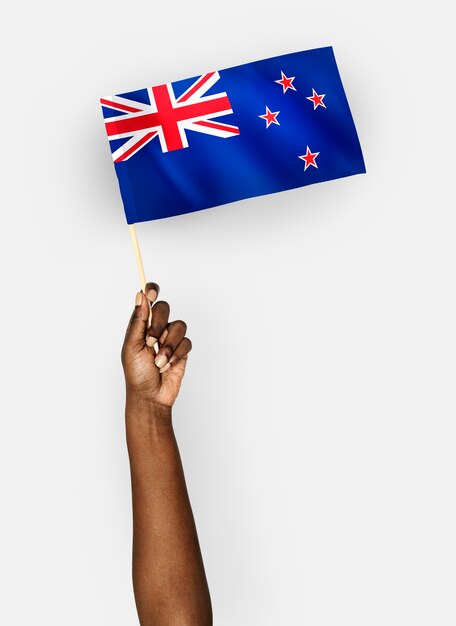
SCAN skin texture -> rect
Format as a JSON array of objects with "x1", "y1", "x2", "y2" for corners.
[{"x1": 121, "y1": 282, "x2": 212, "y2": 626}]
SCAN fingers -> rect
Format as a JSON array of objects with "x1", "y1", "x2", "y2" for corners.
[
  {"x1": 144, "y1": 281, "x2": 160, "y2": 305},
  {"x1": 123, "y1": 282, "x2": 159, "y2": 352},
  {"x1": 159, "y1": 337, "x2": 192, "y2": 374},
  {"x1": 158, "y1": 327, "x2": 169, "y2": 345},
  {"x1": 154, "y1": 320, "x2": 187, "y2": 370},
  {"x1": 127, "y1": 286, "x2": 193, "y2": 374},
  {"x1": 123, "y1": 291, "x2": 151, "y2": 350},
  {"x1": 146, "y1": 301, "x2": 170, "y2": 349}
]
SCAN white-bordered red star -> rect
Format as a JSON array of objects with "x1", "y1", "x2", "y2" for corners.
[
  {"x1": 275, "y1": 71, "x2": 296, "y2": 93},
  {"x1": 259, "y1": 106, "x2": 280, "y2": 128},
  {"x1": 306, "y1": 88, "x2": 326, "y2": 109},
  {"x1": 298, "y1": 146, "x2": 320, "y2": 171}
]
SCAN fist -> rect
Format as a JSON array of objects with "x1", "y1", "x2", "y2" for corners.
[{"x1": 121, "y1": 282, "x2": 192, "y2": 409}]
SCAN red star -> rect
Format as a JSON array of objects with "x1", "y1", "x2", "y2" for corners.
[
  {"x1": 259, "y1": 106, "x2": 280, "y2": 128},
  {"x1": 298, "y1": 146, "x2": 320, "y2": 171},
  {"x1": 275, "y1": 71, "x2": 296, "y2": 93},
  {"x1": 306, "y1": 88, "x2": 326, "y2": 110}
]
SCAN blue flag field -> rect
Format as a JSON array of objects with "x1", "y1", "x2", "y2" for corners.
[{"x1": 101, "y1": 46, "x2": 365, "y2": 223}]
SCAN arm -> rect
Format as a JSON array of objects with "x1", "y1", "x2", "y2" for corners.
[{"x1": 121, "y1": 284, "x2": 212, "y2": 626}]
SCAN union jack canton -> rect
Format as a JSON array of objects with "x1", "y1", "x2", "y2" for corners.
[{"x1": 101, "y1": 72, "x2": 240, "y2": 162}]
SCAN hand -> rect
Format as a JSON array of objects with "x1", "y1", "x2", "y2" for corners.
[{"x1": 121, "y1": 282, "x2": 192, "y2": 409}]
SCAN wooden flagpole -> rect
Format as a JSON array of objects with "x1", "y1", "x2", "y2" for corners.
[
  {"x1": 129, "y1": 224, "x2": 147, "y2": 293},
  {"x1": 129, "y1": 224, "x2": 158, "y2": 351}
]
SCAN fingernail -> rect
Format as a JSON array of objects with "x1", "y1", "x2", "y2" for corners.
[
  {"x1": 146, "y1": 336, "x2": 157, "y2": 348},
  {"x1": 146, "y1": 288, "x2": 157, "y2": 303},
  {"x1": 135, "y1": 292, "x2": 142, "y2": 307},
  {"x1": 155, "y1": 353, "x2": 168, "y2": 369},
  {"x1": 159, "y1": 329, "x2": 168, "y2": 344},
  {"x1": 159, "y1": 363, "x2": 171, "y2": 374}
]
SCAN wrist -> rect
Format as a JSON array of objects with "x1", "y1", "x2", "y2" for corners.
[{"x1": 125, "y1": 389, "x2": 172, "y2": 427}]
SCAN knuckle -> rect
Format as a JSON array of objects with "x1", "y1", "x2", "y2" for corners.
[
  {"x1": 182, "y1": 337, "x2": 192, "y2": 351},
  {"x1": 154, "y1": 299, "x2": 169, "y2": 311},
  {"x1": 161, "y1": 345, "x2": 174, "y2": 358},
  {"x1": 173, "y1": 319, "x2": 187, "y2": 333}
]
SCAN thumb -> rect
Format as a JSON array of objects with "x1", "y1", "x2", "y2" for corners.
[{"x1": 124, "y1": 291, "x2": 150, "y2": 350}]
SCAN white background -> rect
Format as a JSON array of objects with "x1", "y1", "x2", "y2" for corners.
[{"x1": 1, "y1": 2, "x2": 455, "y2": 624}]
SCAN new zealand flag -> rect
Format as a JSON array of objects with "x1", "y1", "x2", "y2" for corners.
[{"x1": 100, "y1": 47, "x2": 365, "y2": 223}]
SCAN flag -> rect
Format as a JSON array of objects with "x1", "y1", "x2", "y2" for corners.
[{"x1": 100, "y1": 46, "x2": 365, "y2": 224}]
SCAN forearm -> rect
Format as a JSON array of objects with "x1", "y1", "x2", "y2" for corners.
[{"x1": 126, "y1": 392, "x2": 212, "y2": 626}]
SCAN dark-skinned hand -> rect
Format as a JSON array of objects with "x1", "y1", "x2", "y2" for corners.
[{"x1": 121, "y1": 283, "x2": 192, "y2": 409}]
